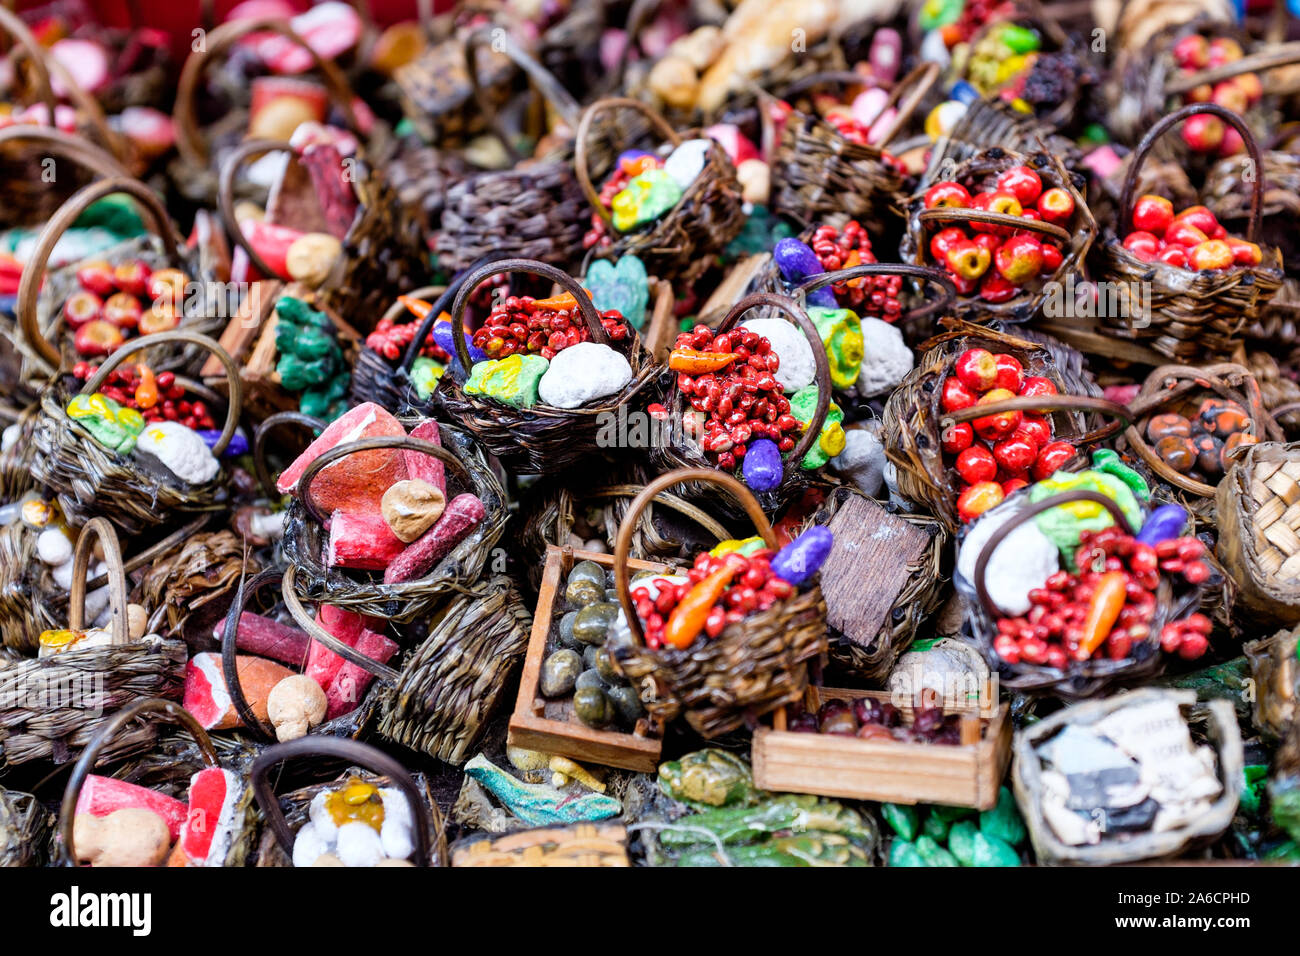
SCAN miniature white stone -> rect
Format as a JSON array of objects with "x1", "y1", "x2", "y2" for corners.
[
  {"x1": 335, "y1": 820, "x2": 384, "y2": 867},
  {"x1": 956, "y1": 502, "x2": 1060, "y2": 617},
  {"x1": 292, "y1": 820, "x2": 329, "y2": 868},
  {"x1": 741, "y1": 318, "x2": 814, "y2": 393},
  {"x1": 856, "y1": 317, "x2": 914, "y2": 397},
  {"x1": 36, "y1": 527, "x2": 73, "y2": 566},
  {"x1": 53, "y1": 558, "x2": 105, "y2": 591},
  {"x1": 135, "y1": 421, "x2": 220, "y2": 484},
  {"x1": 250, "y1": 509, "x2": 287, "y2": 541},
  {"x1": 663, "y1": 138, "x2": 711, "y2": 190},
  {"x1": 830, "y1": 429, "x2": 886, "y2": 497},
  {"x1": 378, "y1": 789, "x2": 415, "y2": 860},
  {"x1": 308, "y1": 791, "x2": 339, "y2": 843},
  {"x1": 538, "y1": 342, "x2": 633, "y2": 409}
]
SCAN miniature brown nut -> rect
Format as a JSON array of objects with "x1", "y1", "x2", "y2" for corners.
[
  {"x1": 266, "y1": 674, "x2": 328, "y2": 742},
  {"x1": 381, "y1": 479, "x2": 446, "y2": 543},
  {"x1": 249, "y1": 97, "x2": 320, "y2": 141},
  {"x1": 286, "y1": 233, "x2": 343, "y2": 288},
  {"x1": 73, "y1": 809, "x2": 171, "y2": 867}
]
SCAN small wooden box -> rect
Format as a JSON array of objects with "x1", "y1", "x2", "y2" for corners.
[
  {"x1": 752, "y1": 687, "x2": 1012, "y2": 809},
  {"x1": 507, "y1": 546, "x2": 669, "y2": 773}
]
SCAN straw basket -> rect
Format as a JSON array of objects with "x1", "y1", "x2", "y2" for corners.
[{"x1": 608, "y1": 469, "x2": 828, "y2": 738}]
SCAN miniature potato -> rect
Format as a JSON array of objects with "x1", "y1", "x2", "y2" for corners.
[
  {"x1": 267, "y1": 674, "x2": 328, "y2": 742},
  {"x1": 73, "y1": 809, "x2": 171, "y2": 867}
]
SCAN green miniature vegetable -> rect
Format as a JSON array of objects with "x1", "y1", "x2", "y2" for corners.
[
  {"x1": 889, "y1": 839, "x2": 927, "y2": 867},
  {"x1": 881, "y1": 803, "x2": 920, "y2": 841},
  {"x1": 972, "y1": 831, "x2": 1021, "y2": 867},
  {"x1": 979, "y1": 786, "x2": 1026, "y2": 847},
  {"x1": 948, "y1": 820, "x2": 978, "y2": 866},
  {"x1": 915, "y1": 835, "x2": 960, "y2": 867}
]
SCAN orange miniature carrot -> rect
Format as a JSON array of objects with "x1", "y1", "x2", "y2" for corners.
[
  {"x1": 532, "y1": 288, "x2": 594, "y2": 310},
  {"x1": 397, "y1": 295, "x2": 434, "y2": 319},
  {"x1": 1076, "y1": 571, "x2": 1127, "y2": 660},
  {"x1": 134, "y1": 364, "x2": 158, "y2": 409},
  {"x1": 668, "y1": 348, "x2": 736, "y2": 374},
  {"x1": 664, "y1": 564, "x2": 738, "y2": 649}
]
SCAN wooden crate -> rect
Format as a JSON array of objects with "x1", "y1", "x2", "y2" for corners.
[
  {"x1": 507, "y1": 545, "x2": 670, "y2": 773},
  {"x1": 752, "y1": 687, "x2": 1012, "y2": 809}
]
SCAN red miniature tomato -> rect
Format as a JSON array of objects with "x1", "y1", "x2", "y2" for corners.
[
  {"x1": 1020, "y1": 376, "x2": 1057, "y2": 398},
  {"x1": 996, "y1": 165, "x2": 1043, "y2": 206},
  {"x1": 956, "y1": 445, "x2": 998, "y2": 484},
  {"x1": 954, "y1": 348, "x2": 999, "y2": 392},
  {"x1": 1017, "y1": 415, "x2": 1051, "y2": 448},
  {"x1": 923, "y1": 181, "x2": 972, "y2": 209},
  {"x1": 1032, "y1": 440, "x2": 1077, "y2": 480},
  {"x1": 1002, "y1": 477, "x2": 1030, "y2": 495},
  {"x1": 993, "y1": 433, "x2": 1038, "y2": 474},
  {"x1": 1130, "y1": 195, "x2": 1174, "y2": 235},
  {"x1": 972, "y1": 388, "x2": 1023, "y2": 441}
]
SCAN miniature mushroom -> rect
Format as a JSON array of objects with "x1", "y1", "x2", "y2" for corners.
[{"x1": 266, "y1": 674, "x2": 328, "y2": 742}]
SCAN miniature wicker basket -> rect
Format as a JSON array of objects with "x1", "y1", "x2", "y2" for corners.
[
  {"x1": 900, "y1": 146, "x2": 1096, "y2": 323},
  {"x1": 575, "y1": 97, "x2": 745, "y2": 285},
  {"x1": 609, "y1": 468, "x2": 829, "y2": 739},
  {"x1": 58, "y1": 697, "x2": 257, "y2": 867},
  {"x1": 31, "y1": 330, "x2": 242, "y2": 534},
  {"x1": 1095, "y1": 104, "x2": 1284, "y2": 362},
  {"x1": 881, "y1": 321, "x2": 1128, "y2": 532},
  {"x1": 430, "y1": 258, "x2": 659, "y2": 475},
  {"x1": 251, "y1": 737, "x2": 449, "y2": 867},
  {"x1": 279, "y1": 426, "x2": 507, "y2": 621},
  {"x1": 0, "y1": 519, "x2": 186, "y2": 768}
]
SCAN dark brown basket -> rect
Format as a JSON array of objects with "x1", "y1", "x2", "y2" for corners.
[
  {"x1": 31, "y1": 330, "x2": 242, "y2": 534},
  {"x1": 900, "y1": 146, "x2": 1096, "y2": 323},
  {"x1": 609, "y1": 468, "x2": 829, "y2": 738},
  {"x1": 430, "y1": 258, "x2": 659, "y2": 475},
  {"x1": 1204, "y1": 146, "x2": 1300, "y2": 285},
  {"x1": 0, "y1": 520, "x2": 187, "y2": 768},
  {"x1": 0, "y1": 123, "x2": 128, "y2": 244},
  {"x1": 766, "y1": 63, "x2": 939, "y2": 231},
  {"x1": 58, "y1": 697, "x2": 256, "y2": 867},
  {"x1": 251, "y1": 737, "x2": 449, "y2": 867},
  {"x1": 575, "y1": 97, "x2": 744, "y2": 285},
  {"x1": 881, "y1": 320, "x2": 1128, "y2": 531},
  {"x1": 278, "y1": 426, "x2": 507, "y2": 621},
  {"x1": 1095, "y1": 104, "x2": 1284, "y2": 362},
  {"x1": 928, "y1": 95, "x2": 1084, "y2": 175},
  {"x1": 960, "y1": 491, "x2": 1203, "y2": 699}
]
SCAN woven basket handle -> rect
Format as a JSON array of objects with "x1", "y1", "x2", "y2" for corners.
[
  {"x1": 574, "y1": 96, "x2": 683, "y2": 228},
  {"x1": 280, "y1": 564, "x2": 400, "y2": 685},
  {"x1": 917, "y1": 206, "x2": 1073, "y2": 244},
  {"x1": 1166, "y1": 40, "x2": 1300, "y2": 94},
  {"x1": 58, "y1": 698, "x2": 220, "y2": 867},
  {"x1": 613, "y1": 467, "x2": 778, "y2": 646},
  {"x1": 294, "y1": 434, "x2": 471, "y2": 525},
  {"x1": 220, "y1": 568, "x2": 291, "y2": 739},
  {"x1": 67, "y1": 516, "x2": 130, "y2": 644},
  {"x1": 942, "y1": 394, "x2": 1131, "y2": 448},
  {"x1": 398, "y1": 251, "x2": 518, "y2": 372},
  {"x1": 80, "y1": 330, "x2": 242, "y2": 457},
  {"x1": 0, "y1": 126, "x2": 129, "y2": 181},
  {"x1": 972, "y1": 490, "x2": 1135, "y2": 619},
  {"x1": 1119, "y1": 103, "x2": 1264, "y2": 241},
  {"x1": 250, "y1": 734, "x2": 432, "y2": 866},
  {"x1": 216, "y1": 138, "x2": 296, "y2": 279},
  {"x1": 174, "y1": 16, "x2": 362, "y2": 169},
  {"x1": 464, "y1": 25, "x2": 582, "y2": 152},
  {"x1": 17, "y1": 176, "x2": 185, "y2": 371},
  {"x1": 0, "y1": 5, "x2": 60, "y2": 134},
  {"x1": 445, "y1": 257, "x2": 609, "y2": 376},
  {"x1": 253, "y1": 410, "x2": 326, "y2": 499},
  {"x1": 714, "y1": 292, "x2": 830, "y2": 482},
  {"x1": 795, "y1": 262, "x2": 957, "y2": 324}
]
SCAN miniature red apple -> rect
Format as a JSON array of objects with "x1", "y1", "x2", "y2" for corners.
[
  {"x1": 1033, "y1": 440, "x2": 1076, "y2": 480},
  {"x1": 113, "y1": 260, "x2": 150, "y2": 298},
  {"x1": 929, "y1": 227, "x2": 967, "y2": 262},
  {"x1": 971, "y1": 190, "x2": 1022, "y2": 234},
  {"x1": 1234, "y1": 73, "x2": 1263, "y2": 105},
  {"x1": 980, "y1": 273, "x2": 1018, "y2": 302},
  {"x1": 992, "y1": 433, "x2": 1038, "y2": 474},
  {"x1": 1002, "y1": 477, "x2": 1029, "y2": 495},
  {"x1": 103, "y1": 292, "x2": 142, "y2": 330},
  {"x1": 1226, "y1": 237, "x2": 1263, "y2": 266},
  {"x1": 1181, "y1": 114, "x2": 1224, "y2": 152},
  {"x1": 74, "y1": 319, "x2": 124, "y2": 356},
  {"x1": 1189, "y1": 239, "x2": 1234, "y2": 271},
  {"x1": 62, "y1": 290, "x2": 103, "y2": 328},
  {"x1": 973, "y1": 233, "x2": 1000, "y2": 256},
  {"x1": 1185, "y1": 83, "x2": 1213, "y2": 103},
  {"x1": 1157, "y1": 246, "x2": 1189, "y2": 268},
  {"x1": 956, "y1": 445, "x2": 997, "y2": 483},
  {"x1": 996, "y1": 165, "x2": 1043, "y2": 205},
  {"x1": 946, "y1": 240, "x2": 992, "y2": 281},
  {"x1": 1131, "y1": 195, "x2": 1174, "y2": 234},
  {"x1": 76, "y1": 260, "x2": 116, "y2": 297},
  {"x1": 972, "y1": 388, "x2": 1022, "y2": 440},
  {"x1": 994, "y1": 353, "x2": 1023, "y2": 392},
  {"x1": 954, "y1": 348, "x2": 999, "y2": 392},
  {"x1": 1208, "y1": 37, "x2": 1243, "y2": 66},
  {"x1": 1210, "y1": 80, "x2": 1247, "y2": 114},
  {"x1": 1123, "y1": 231, "x2": 1161, "y2": 262},
  {"x1": 941, "y1": 421, "x2": 975, "y2": 454},
  {"x1": 923, "y1": 181, "x2": 971, "y2": 209},
  {"x1": 1040, "y1": 244, "x2": 1063, "y2": 271},
  {"x1": 1172, "y1": 34, "x2": 1209, "y2": 69},
  {"x1": 1016, "y1": 416, "x2": 1051, "y2": 448},
  {"x1": 957, "y1": 481, "x2": 1004, "y2": 522},
  {"x1": 1175, "y1": 206, "x2": 1221, "y2": 237},
  {"x1": 148, "y1": 268, "x2": 188, "y2": 308},
  {"x1": 942, "y1": 376, "x2": 978, "y2": 412},
  {"x1": 995, "y1": 235, "x2": 1044, "y2": 283},
  {"x1": 138, "y1": 302, "x2": 181, "y2": 335},
  {"x1": 1165, "y1": 219, "x2": 1209, "y2": 248},
  {"x1": 1020, "y1": 376, "x2": 1057, "y2": 398},
  {"x1": 1218, "y1": 127, "x2": 1245, "y2": 158},
  {"x1": 1036, "y1": 188, "x2": 1075, "y2": 225}
]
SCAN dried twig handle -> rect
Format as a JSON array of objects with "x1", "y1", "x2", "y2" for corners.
[
  {"x1": 714, "y1": 292, "x2": 830, "y2": 482},
  {"x1": 918, "y1": 206, "x2": 1072, "y2": 244},
  {"x1": 0, "y1": 5, "x2": 58, "y2": 123},
  {"x1": 253, "y1": 410, "x2": 326, "y2": 500},
  {"x1": 464, "y1": 25, "x2": 581, "y2": 155},
  {"x1": 795, "y1": 262, "x2": 957, "y2": 325},
  {"x1": 1165, "y1": 41, "x2": 1300, "y2": 94},
  {"x1": 972, "y1": 490, "x2": 1134, "y2": 619},
  {"x1": 398, "y1": 251, "x2": 518, "y2": 372},
  {"x1": 221, "y1": 568, "x2": 290, "y2": 739},
  {"x1": 574, "y1": 96, "x2": 683, "y2": 227},
  {"x1": 613, "y1": 468, "x2": 778, "y2": 646},
  {"x1": 250, "y1": 734, "x2": 432, "y2": 866},
  {"x1": 217, "y1": 138, "x2": 295, "y2": 279},
  {"x1": 445, "y1": 257, "x2": 608, "y2": 376},
  {"x1": 0, "y1": 126, "x2": 128, "y2": 181},
  {"x1": 1119, "y1": 103, "x2": 1264, "y2": 241},
  {"x1": 59, "y1": 698, "x2": 220, "y2": 866},
  {"x1": 68, "y1": 517, "x2": 130, "y2": 645},
  {"x1": 18, "y1": 176, "x2": 184, "y2": 370},
  {"x1": 80, "y1": 330, "x2": 243, "y2": 457},
  {"x1": 942, "y1": 394, "x2": 1131, "y2": 448},
  {"x1": 280, "y1": 564, "x2": 400, "y2": 684}
]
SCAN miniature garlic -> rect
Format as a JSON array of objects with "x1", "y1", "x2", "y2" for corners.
[
  {"x1": 336, "y1": 820, "x2": 384, "y2": 867},
  {"x1": 134, "y1": 421, "x2": 220, "y2": 484}
]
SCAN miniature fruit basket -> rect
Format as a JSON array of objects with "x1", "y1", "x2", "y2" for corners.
[
  {"x1": 430, "y1": 258, "x2": 658, "y2": 476},
  {"x1": 882, "y1": 321, "x2": 1128, "y2": 532},
  {"x1": 607, "y1": 469, "x2": 829, "y2": 738},
  {"x1": 0, "y1": 519, "x2": 186, "y2": 768},
  {"x1": 349, "y1": 282, "x2": 448, "y2": 413},
  {"x1": 764, "y1": 62, "x2": 939, "y2": 230},
  {"x1": 1012, "y1": 688, "x2": 1242, "y2": 865},
  {"x1": 58, "y1": 698, "x2": 257, "y2": 867},
  {"x1": 276, "y1": 415, "x2": 507, "y2": 622},
  {"x1": 649, "y1": 291, "x2": 834, "y2": 518},
  {"x1": 1215, "y1": 442, "x2": 1300, "y2": 629},
  {"x1": 1095, "y1": 104, "x2": 1284, "y2": 362},
  {"x1": 575, "y1": 97, "x2": 745, "y2": 284},
  {"x1": 751, "y1": 685, "x2": 1012, "y2": 810},
  {"x1": 958, "y1": 490, "x2": 1217, "y2": 699},
  {"x1": 250, "y1": 737, "x2": 448, "y2": 867},
  {"x1": 900, "y1": 144, "x2": 1096, "y2": 323},
  {"x1": 31, "y1": 329, "x2": 241, "y2": 533},
  {"x1": 1119, "y1": 361, "x2": 1281, "y2": 520}
]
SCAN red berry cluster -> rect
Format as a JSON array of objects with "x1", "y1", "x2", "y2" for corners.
[
  {"x1": 364, "y1": 318, "x2": 452, "y2": 363},
  {"x1": 992, "y1": 530, "x2": 1212, "y2": 668},
  {"x1": 582, "y1": 164, "x2": 634, "y2": 250},
  {"x1": 632, "y1": 549, "x2": 793, "y2": 650},
  {"x1": 942, "y1": 348, "x2": 1074, "y2": 522},
  {"x1": 674, "y1": 325, "x2": 798, "y2": 472},
  {"x1": 70, "y1": 362, "x2": 215, "y2": 430},
  {"x1": 809, "y1": 220, "x2": 904, "y2": 322},
  {"x1": 471, "y1": 296, "x2": 629, "y2": 361},
  {"x1": 946, "y1": 0, "x2": 1007, "y2": 45},
  {"x1": 789, "y1": 697, "x2": 963, "y2": 745}
]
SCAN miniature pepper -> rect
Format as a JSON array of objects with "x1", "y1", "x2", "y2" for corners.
[
  {"x1": 664, "y1": 563, "x2": 739, "y2": 649},
  {"x1": 668, "y1": 348, "x2": 736, "y2": 374},
  {"x1": 1077, "y1": 571, "x2": 1128, "y2": 660},
  {"x1": 133, "y1": 365, "x2": 158, "y2": 409}
]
